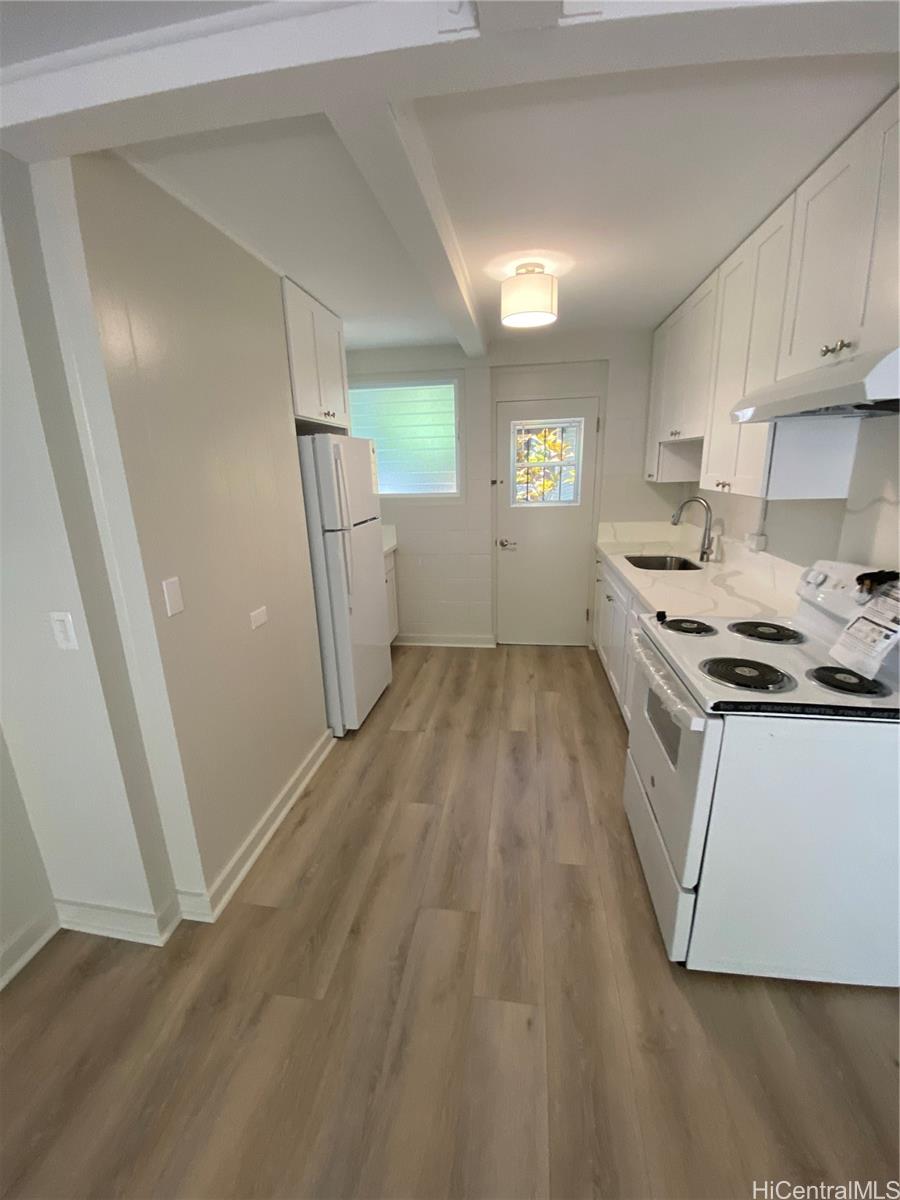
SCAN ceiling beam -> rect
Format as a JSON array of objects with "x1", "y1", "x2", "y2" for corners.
[
  {"x1": 328, "y1": 100, "x2": 486, "y2": 357},
  {"x1": 1, "y1": 3, "x2": 897, "y2": 161}
]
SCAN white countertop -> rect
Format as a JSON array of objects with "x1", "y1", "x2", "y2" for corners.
[
  {"x1": 596, "y1": 522, "x2": 803, "y2": 618},
  {"x1": 382, "y1": 523, "x2": 397, "y2": 555}
]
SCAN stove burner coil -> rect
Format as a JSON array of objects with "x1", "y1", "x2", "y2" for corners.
[
  {"x1": 700, "y1": 657, "x2": 796, "y2": 693},
  {"x1": 807, "y1": 666, "x2": 890, "y2": 697},
  {"x1": 661, "y1": 618, "x2": 716, "y2": 636},
  {"x1": 727, "y1": 621, "x2": 804, "y2": 644}
]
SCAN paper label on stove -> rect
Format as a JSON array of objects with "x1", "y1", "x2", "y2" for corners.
[{"x1": 830, "y1": 583, "x2": 900, "y2": 678}]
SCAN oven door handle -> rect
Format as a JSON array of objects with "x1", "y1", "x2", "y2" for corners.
[{"x1": 630, "y1": 631, "x2": 708, "y2": 732}]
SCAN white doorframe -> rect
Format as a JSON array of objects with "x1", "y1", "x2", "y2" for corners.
[
  {"x1": 490, "y1": 362, "x2": 608, "y2": 646},
  {"x1": 492, "y1": 393, "x2": 604, "y2": 645}
]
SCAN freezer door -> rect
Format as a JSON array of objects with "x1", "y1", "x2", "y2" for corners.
[
  {"x1": 324, "y1": 520, "x2": 392, "y2": 730},
  {"x1": 312, "y1": 434, "x2": 381, "y2": 529}
]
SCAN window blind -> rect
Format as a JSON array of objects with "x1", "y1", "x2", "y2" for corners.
[{"x1": 349, "y1": 383, "x2": 458, "y2": 495}]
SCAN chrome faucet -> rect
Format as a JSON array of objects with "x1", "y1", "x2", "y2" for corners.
[{"x1": 671, "y1": 496, "x2": 714, "y2": 563}]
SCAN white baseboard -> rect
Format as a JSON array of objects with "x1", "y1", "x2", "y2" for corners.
[
  {"x1": 180, "y1": 729, "x2": 335, "y2": 923},
  {"x1": 394, "y1": 633, "x2": 497, "y2": 648},
  {"x1": 55, "y1": 895, "x2": 179, "y2": 947},
  {"x1": 0, "y1": 908, "x2": 60, "y2": 990}
]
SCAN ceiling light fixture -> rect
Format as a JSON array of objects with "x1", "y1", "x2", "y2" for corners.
[{"x1": 500, "y1": 262, "x2": 558, "y2": 329}]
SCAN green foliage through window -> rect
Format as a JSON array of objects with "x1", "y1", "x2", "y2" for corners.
[
  {"x1": 512, "y1": 419, "x2": 583, "y2": 505},
  {"x1": 349, "y1": 383, "x2": 458, "y2": 495}
]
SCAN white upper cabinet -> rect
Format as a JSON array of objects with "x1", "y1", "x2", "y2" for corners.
[
  {"x1": 644, "y1": 91, "x2": 898, "y2": 493},
  {"x1": 312, "y1": 304, "x2": 349, "y2": 427},
  {"x1": 644, "y1": 324, "x2": 666, "y2": 480},
  {"x1": 858, "y1": 95, "x2": 899, "y2": 355},
  {"x1": 777, "y1": 92, "x2": 899, "y2": 379},
  {"x1": 675, "y1": 271, "x2": 719, "y2": 440},
  {"x1": 656, "y1": 271, "x2": 719, "y2": 444},
  {"x1": 282, "y1": 277, "x2": 349, "y2": 427},
  {"x1": 701, "y1": 197, "x2": 794, "y2": 496}
]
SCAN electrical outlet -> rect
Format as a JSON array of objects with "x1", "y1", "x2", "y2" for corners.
[{"x1": 250, "y1": 606, "x2": 268, "y2": 630}]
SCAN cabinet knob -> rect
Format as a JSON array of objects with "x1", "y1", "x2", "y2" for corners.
[{"x1": 605, "y1": 594, "x2": 614, "y2": 602}]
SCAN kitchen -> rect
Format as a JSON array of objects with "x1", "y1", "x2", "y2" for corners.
[{"x1": 1, "y1": 3, "x2": 898, "y2": 1197}]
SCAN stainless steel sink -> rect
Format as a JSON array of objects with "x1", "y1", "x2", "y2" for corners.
[{"x1": 625, "y1": 555, "x2": 701, "y2": 571}]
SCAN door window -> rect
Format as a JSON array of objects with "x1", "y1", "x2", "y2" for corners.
[{"x1": 511, "y1": 418, "x2": 583, "y2": 506}]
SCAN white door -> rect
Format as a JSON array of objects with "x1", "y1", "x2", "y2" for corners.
[{"x1": 495, "y1": 396, "x2": 599, "y2": 645}]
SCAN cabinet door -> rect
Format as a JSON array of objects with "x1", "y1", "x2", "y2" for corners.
[
  {"x1": 678, "y1": 271, "x2": 718, "y2": 439},
  {"x1": 592, "y1": 574, "x2": 603, "y2": 655},
  {"x1": 621, "y1": 604, "x2": 640, "y2": 728},
  {"x1": 777, "y1": 111, "x2": 878, "y2": 379},
  {"x1": 607, "y1": 592, "x2": 628, "y2": 700},
  {"x1": 282, "y1": 278, "x2": 321, "y2": 420},
  {"x1": 702, "y1": 197, "x2": 793, "y2": 497},
  {"x1": 314, "y1": 304, "x2": 349, "y2": 426},
  {"x1": 644, "y1": 325, "x2": 666, "y2": 481},
  {"x1": 857, "y1": 96, "x2": 899, "y2": 356},
  {"x1": 660, "y1": 305, "x2": 689, "y2": 441},
  {"x1": 701, "y1": 246, "x2": 754, "y2": 492},
  {"x1": 731, "y1": 197, "x2": 794, "y2": 495},
  {"x1": 385, "y1": 555, "x2": 399, "y2": 641},
  {"x1": 598, "y1": 585, "x2": 615, "y2": 671}
]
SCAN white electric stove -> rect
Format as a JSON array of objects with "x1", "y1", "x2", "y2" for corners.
[{"x1": 622, "y1": 560, "x2": 899, "y2": 987}]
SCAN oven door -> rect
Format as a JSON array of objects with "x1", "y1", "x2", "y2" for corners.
[{"x1": 628, "y1": 631, "x2": 723, "y2": 888}]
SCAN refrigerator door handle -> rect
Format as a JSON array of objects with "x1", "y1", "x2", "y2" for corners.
[
  {"x1": 334, "y1": 443, "x2": 352, "y2": 531},
  {"x1": 341, "y1": 528, "x2": 353, "y2": 609}
]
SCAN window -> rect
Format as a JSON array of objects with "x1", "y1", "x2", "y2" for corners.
[
  {"x1": 511, "y1": 418, "x2": 583, "y2": 506},
  {"x1": 349, "y1": 381, "x2": 459, "y2": 496}
]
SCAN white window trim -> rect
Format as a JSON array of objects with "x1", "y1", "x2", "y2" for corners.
[
  {"x1": 509, "y1": 416, "x2": 585, "y2": 508},
  {"x1": 347, "y1": 370, "x2": 465, "y2": 502}
]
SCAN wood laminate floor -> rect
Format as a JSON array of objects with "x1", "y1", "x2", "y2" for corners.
[{"x1": 2, "y1": 645, "x2": 897, "y2": 1199}]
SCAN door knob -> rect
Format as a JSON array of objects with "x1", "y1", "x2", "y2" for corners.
[{"x1": 498, "y1": 538, "x2": 517, "y2": 549}]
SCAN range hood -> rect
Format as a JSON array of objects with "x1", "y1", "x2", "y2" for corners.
[{"x1": 732, "y1": 348, "x2": 899, "y2": 424}]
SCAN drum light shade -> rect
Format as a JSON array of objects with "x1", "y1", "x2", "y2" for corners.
[{"x1": 500, "y1": 262, "x2": 558, "y2": 328}]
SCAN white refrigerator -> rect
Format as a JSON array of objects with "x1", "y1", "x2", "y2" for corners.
[{"x1": 298, "y1": 434, "x2": 392, "y2": 736}]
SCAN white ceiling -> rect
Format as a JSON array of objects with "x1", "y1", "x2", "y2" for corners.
[
  {"x1": 120, "y1": 52, "x2": 896, "y2": 347},
  {"x1": 416, "y1": 55, "x2": 898, "y2": 338},
  {"x1": 121, "y1": 116, "x2": 456, "y2": 349},
  {"x1": 0, "y1": 2, "x2": 261, "y2": 68}
]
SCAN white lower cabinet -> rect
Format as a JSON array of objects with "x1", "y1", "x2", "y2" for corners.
[
  {"x1": 384, "y1": 551, "x2": 399, "y2": 642},
  {"x1": 594, "y1": 561, "x2": 646, "y2": 727}
]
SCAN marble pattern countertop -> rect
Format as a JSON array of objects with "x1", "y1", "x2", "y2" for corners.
[
  {"x1": 382, "y1": 523, "x2": 397, "y2": 555},
  {"x1": 595, "y1": 521, "x2": 804, "y2": 619}
]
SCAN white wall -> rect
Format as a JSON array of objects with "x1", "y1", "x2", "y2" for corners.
[
  {"x1": 71, "y1": 152, "x2": 330, "y2": 893},
  {"x1": 0, "y1": 201, "x2": 167, "y2": 932},
  {"x1": 349, "y1": 329, "x2": 684, "y2": 644},
  {"x1": 0, "y1": 729, "x2": 58, "y2": 988}
]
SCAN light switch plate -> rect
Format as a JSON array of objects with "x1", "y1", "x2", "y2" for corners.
[
  {"x1": 49, "y1": 611, "x2": 78, "y2": 650},
  {"x1": 250, "y1": 605, "x2": 268, "y2": 630},
  {"x1": 162, "y1": 576, "x2": 184, "y2": 617}
]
